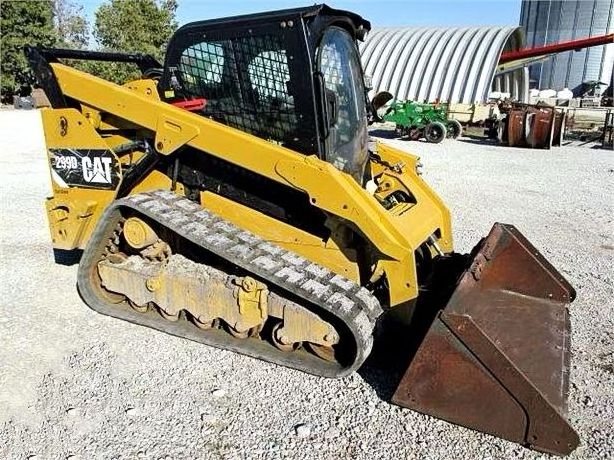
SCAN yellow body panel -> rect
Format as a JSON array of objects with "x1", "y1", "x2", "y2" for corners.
[
  {"x1": 46, "y1": 187, "x2": 113, "y2": 250},
  {"x1": 200, "y1": 191, "x2": 360, "y2": 281},
  {"x1": 42, "y1": 108, "x2": 118, "y2": 249},
  {"x1": 41, "y1": 108, "x2": 176, "y2": 249},
  {"x1": 40, "y1": 63, "x2": 453, "y2": 306}
]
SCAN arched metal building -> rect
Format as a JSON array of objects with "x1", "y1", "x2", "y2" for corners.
[{"x1": 359, "y1": 26, "x2": 528, "y2": 104}]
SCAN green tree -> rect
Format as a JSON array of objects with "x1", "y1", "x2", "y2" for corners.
[
  {"x1": 53, "y1": 0, "x2": 89, "y2": 49},
  {"x1": 0, "y1": 0, "x2": 57, "y2": 102},
  {"x1": 89, "y1": 0, "x2": 178, "y2": 83}
]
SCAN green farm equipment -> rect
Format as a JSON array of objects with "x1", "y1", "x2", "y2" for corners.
[{"x1": 371, "y1": 91, "x2": 462, "y2": 143}]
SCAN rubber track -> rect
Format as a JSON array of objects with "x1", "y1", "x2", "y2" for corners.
[{"x1": 77, "y1": 190, "x2": 383, "y2": 378}]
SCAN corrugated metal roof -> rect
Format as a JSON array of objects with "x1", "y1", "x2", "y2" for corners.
[{"x1": 360, "y1": 26, "x2": 528, "y2": 103}]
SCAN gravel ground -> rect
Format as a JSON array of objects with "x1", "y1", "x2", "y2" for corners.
[{"x1": 0, "y1": 110, "x2": 612, "y2": 460}]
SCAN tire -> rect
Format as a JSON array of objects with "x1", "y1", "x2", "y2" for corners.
[
  {"x1": 447, "y1": 119, "x2": 463, "y2": 139},
  {"x1": 424, "y1": 121, "x2": 447, "y2": 143}
]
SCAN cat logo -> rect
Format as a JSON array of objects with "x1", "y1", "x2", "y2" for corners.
[{"x1": 82, "y1": 156, "x2": 113, "y2": 184}]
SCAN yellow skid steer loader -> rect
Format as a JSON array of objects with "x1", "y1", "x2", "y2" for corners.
[{"x1": 27, "y1": 5, "x2": 578, "y2": 455}]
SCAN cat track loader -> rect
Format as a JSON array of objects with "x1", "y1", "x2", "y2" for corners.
[{"x1": 26, "y1": 4, "x2": 578, "y2": 455}]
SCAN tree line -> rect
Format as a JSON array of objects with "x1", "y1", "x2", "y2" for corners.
[{"x1": 0, "y1": 0, "x2": 178, "y2": 103}]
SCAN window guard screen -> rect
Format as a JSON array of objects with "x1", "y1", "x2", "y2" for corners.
[{"x1": 177, "y1": 34, "x2": 298, "y2": 145}]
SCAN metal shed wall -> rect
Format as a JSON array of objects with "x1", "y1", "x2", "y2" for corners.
[
  {"x1": 360, "y1": 26, "x2": 528, "y2": 103},
  {"x1": 520, "y1": 0, "x2": 614, "y2": 92}
]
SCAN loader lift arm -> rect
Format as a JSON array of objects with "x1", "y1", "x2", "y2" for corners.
[{"x1": 26, "y1": 46, "x2": 162, "y2": 108}]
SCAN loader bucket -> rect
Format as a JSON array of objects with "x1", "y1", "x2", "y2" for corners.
[{"x1": 392, "y1": 223, "x2": 579, "y2": 456}]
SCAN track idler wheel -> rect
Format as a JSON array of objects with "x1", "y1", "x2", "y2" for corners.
[
  {"x1": 306, "y1": 343, "x2": 336, "y2": 362},
  {"x1": 225, "y1": 322, "x2": 249, "y2": 339},
  {"x1": 128, "y1": 299, "x2": 151, "y2": 313},
  {"x1": 158, "y1": 306, "x2": 179, "y2": 322},
  {"x1": 191, "y1": 315, "x2": 217, "y2": 330},
  {"x1": 271, "y1": 322, "x2": 300, "y2": 352}
]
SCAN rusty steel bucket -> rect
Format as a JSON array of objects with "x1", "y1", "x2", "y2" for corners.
[
  {"x1": 526, "y1": 106, "x2": 555, "y2": 148},
  {"x1": 392, "y1": 223, "x2": 579, "y2": 456},
  {"x1": 506, "y1": 109, "x2": 526, "y2": 147},
  {"x1": 552, "y1": 109, "x2": 566, "y2": 147}
]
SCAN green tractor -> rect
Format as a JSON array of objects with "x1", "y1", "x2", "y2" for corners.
[{"x1": 371, "y1": 91, "x2": 462, "y2": 143}]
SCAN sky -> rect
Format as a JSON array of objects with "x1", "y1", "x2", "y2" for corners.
[{"x1": 79, "y1": 0, "x2": 523, "y2": 29}]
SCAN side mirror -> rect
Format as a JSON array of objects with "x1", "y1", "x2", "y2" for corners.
[
  {"x1": 356, "y1": 25, "x2": 368, "y2": 41},
  {"x1": 370, "y1": 91, "x2": 394, "y2": 123}
]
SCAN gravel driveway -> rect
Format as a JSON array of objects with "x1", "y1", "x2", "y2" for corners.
[{"x1": 1, "y1": 110, "x2": 612, "y2": 459}]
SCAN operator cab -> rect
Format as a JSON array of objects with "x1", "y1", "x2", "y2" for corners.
[{"x1": 159, "y1": 4, "x2": 371, "y2": 183}]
